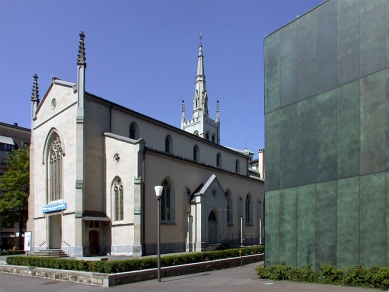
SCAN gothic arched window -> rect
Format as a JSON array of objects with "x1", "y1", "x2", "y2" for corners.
[
  {"x1": 193, "y1": 145, "x2": 199, "y2": 162},
  {"x1": 161, "y1": 180, "x2": 171, "y2": 221},
  {"x1": 113, "y1": 179, "x2": 123, "y2": 221},
  {"x1": 165, "y1": 135, "x2": 172, "y2": 153},
  {"x1": 212, "y1": 134, "x2": 215, "y2": 143},
  {"x1": 216, "y1": 153, "x2": 222, "y2": 167},
  {"x1": 206, "y1": 132, "x2": 210, "y2": 140},
  {"x1": 235, "y1": 159, "x2": 240, "y2": 173},
  {"x1": 129, "y1": 122, "x2": 139, "y2": 139},
  {"x1": 48, "y1": 135, "x2": 63, "y2": 202},
  {"x1": 246, "y1": 194, "x2": 252, "y2": 224}
]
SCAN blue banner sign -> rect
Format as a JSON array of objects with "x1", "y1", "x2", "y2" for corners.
[{"x1": 42, "y1": 202, "x2": 67, "y2": 213}]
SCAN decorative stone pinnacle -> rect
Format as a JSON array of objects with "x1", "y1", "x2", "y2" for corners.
[
  {"x1": 77, "y1": 31, "x2": 86, "y2": 67},
  {"x1": 31, "y1": 74, "x2": 39, "y2": 102}
]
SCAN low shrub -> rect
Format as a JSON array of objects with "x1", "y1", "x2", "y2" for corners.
[
  {"x1": 256, "y1": 262, "x2": 389, "y2": 290},
  {"x1": 5, "y1": 246, "x2": 264, "y2": 274}
]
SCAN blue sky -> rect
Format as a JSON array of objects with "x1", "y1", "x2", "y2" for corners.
[{"x1": 0, "y1": 0, "x2": 322, "y2": 157}]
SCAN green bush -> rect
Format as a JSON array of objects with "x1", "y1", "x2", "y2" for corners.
[
  {"x1": 5, "y1": 246, "x2": 264, "y2": 274},
  {"x1": 256, "y1": 262, "x2": 389, "y2": 290}
]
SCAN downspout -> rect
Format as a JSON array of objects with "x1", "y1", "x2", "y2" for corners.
[{"x1": 141, "y1": 148, "x2": 146, "y2": 255}]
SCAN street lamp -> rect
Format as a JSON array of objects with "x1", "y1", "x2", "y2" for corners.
[{"x1": 154, "y1": 185, "x2": 163, "y2": 282}]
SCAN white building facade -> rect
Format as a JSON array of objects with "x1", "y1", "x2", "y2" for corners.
[{"x1": 28, "y1": 32, "x2": 264, "y2": 257}]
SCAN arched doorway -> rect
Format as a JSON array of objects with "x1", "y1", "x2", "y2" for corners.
[
  {"x1": 208, "y1": 211, "x2": 218, "y2": 244},
  {"x1": 89, "y1": 230, "x2": 99, "y2": 255}
]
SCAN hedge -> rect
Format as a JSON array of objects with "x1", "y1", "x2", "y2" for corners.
[
  {"x1": 5, "y1": 246, "x2": 263, "y2": 274},
  {"x1": 256, "y1": 263, "x2": 389, "y2": 290}
]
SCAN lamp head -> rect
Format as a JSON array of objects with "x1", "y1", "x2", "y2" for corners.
[{"x1": 154, "y1": 186, "x2": 163, "y2": 198}]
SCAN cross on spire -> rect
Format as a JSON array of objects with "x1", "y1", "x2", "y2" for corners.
[{"x1": 199, "y1": 33, "x2": 203, "y2": 45}]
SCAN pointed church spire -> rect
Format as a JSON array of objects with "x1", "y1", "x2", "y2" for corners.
[
  {"x1": 76, "y1": 31, "x2": 86, "y2": 120},
  {"x1": 77, "y1": 31, "x2": 86, "y2": 67},
  {"x1": 216, "y1": 100, "x2": 220, "y2": 122},
  {"x1": 193, "y1": 33, "x2": 208, "y2": 118},
  {"x1": 31, "y1": 74, "x2": 39, "y2": 102},
  {"x1": 181, "y1": 100, "x2": 186, "y2": 123},
  {"x1": 31, "y1": 74, "x2": 39, "y2": 120}
]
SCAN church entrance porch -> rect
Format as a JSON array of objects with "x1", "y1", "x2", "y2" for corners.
[{"x1": 49, "y1": 214, "x2": 62, "y2": 249}]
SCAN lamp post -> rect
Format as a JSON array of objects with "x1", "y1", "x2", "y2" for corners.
[{"x1": 154, "y1": 186, "x2": 163, "y2": 282}]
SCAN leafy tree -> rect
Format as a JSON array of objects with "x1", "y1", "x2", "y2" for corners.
[{"x1": 0, "y1": 145, "x2": 29, "y2": 249}]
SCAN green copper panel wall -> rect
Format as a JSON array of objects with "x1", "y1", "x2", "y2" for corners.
[
  {"x1": 360, "y1": 173, "x2": 386, "y2": 267},
  {"x1": 337, "y1": 0, "x2": 359, "y2": 86},
  {"x1": 360, "y1": 71, "x2": 386, "y2": 175},
  {"x1": 265, "y1": 110, "x2": 280, "y2": 191},
  {"x1": 337, "y1": 80, "x2": 360, "y2": 179},
  {"x1": 280, "y1": 22, "x2": 297, "y2": 107},
  {"x1": 316, "y1": 89, "x2": 337, "y2": 183},
  {"x1": 360, "y1": 0, "x2": 386, "y2": 77},
  {"x1": 264, "y1": 0, "x2": 389, "y2": 270},
  {"x1": 298, "y1": 97, "x2": 316, "y2": 185},
  {"x1": 280, "y1": 104, "x2": 298, "y2": 189},
  {"x1": 386, "y1": 69, "x2": 389, "y2": 171},
  {"x1": 297, "y1": 10, "x2": 317, "y2": 101},
  {"x1": 387, "y1": 1, "x2": 389, "y2": 68},
  {"x1": 386, "y1": 173, "x2": 389, "y2": 266},
  {"x1": 279, "y1": 188, "x2": 297, "y2": 266},
  {"x1": 296, "y1": 184, "x2": 316, "y2": 268},
  {"x1": 264, "y1": 190, "x2": 280, "y2": 266},
  {"x1": 315, "y1": 181, "x2": 337, "y2": 270},
  {"x1": 316, "y1": 0, "x2": 337, "y2": 94},
  {"x1": 264, "y1": 32, "x2": 280, "y2": 114},
  {"x1": 337, "y1": 177, "x2": 360, "y2": 269}
]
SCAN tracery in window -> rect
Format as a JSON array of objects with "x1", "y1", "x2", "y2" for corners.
[
  {"x1": 49, "y1": 135, "x2": 63, "y2": 202},
  {"x1": 113, "y1": 179, "x2": 123, "y2": 221}
]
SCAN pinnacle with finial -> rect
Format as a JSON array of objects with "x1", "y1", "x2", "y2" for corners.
[
  {"x1": 77, "y1": 31, "x2": 86, "y2": 67},
  {"x1": 31, "y1": 74, "x2": 39, "y2": 102}
]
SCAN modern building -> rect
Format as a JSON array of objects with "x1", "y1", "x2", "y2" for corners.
[
  {"x1": 264, "y1": 0, "x2": 389, "y2": 270},
  {"x1": 28, "y1": 32, "x2": 264, "y2": 257},
  {"x1": 0, "y1": 122, "x2": 30, "y2": 249}
]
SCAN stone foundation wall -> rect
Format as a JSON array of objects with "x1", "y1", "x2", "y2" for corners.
[{"x1": 0, "y1": 253, "x2": 263, "y2": 287}]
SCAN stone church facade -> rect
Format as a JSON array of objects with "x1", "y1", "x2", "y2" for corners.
[{"x1": 27, "y1": 32, "x2": 264, "y2": 257}]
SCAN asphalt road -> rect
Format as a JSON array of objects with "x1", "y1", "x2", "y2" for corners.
[{"x1": 0, "y1": 262, "x2": 377, "y2": 292}]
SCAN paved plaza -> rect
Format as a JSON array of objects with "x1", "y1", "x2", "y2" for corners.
[{"x1": 0, "y1": 259, "x2": 378, "y2": 292}]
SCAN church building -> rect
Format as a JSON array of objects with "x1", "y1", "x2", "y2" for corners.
[{"x1": 28, "y1": 32, "x2": 264, "y2": 257}]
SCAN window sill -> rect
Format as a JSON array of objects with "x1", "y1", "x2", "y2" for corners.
[
  {"x1": 245, "y1": 223, "x2": 254, "y2": 226},
  {"x1": 227, "y1": 223, "x2": 233, "y2": 226}
]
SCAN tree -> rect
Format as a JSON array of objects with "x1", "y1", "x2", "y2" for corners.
[{"x1": 0, "y1": 145, "x2": 29, "y2": 249}]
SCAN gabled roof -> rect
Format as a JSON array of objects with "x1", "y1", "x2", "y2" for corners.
[{"x1": 190, "y1": 174, "x2": 225, "y2": 202}]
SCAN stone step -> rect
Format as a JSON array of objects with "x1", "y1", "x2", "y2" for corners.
[{"x1": 31, "y1": 249, "x2": 69, "y2": 258}]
